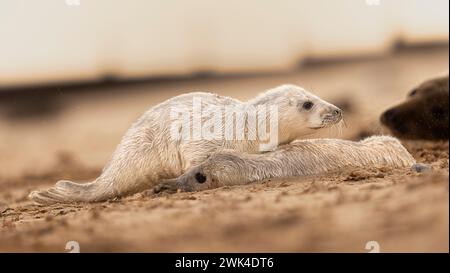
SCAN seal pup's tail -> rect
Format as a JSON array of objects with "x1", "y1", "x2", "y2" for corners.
[{"x1": 29, "y1": 179, "x2": 115, "y2": 205}]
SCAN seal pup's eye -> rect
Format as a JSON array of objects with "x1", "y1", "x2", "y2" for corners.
[
  {"x1": 302, "y1": 101, "x2": 314, "y2": 110},
  {"x1": 195, "y1": 172, "x2": 207, "y2": 184}
]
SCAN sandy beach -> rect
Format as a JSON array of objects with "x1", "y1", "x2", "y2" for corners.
[{"x1": 0, "y1": 47, "x2": 448, "y2": 252}]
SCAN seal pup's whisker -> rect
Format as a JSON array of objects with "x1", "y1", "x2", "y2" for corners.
[{"x1": 339, "y1": 119, "x2": 345, "y2": 137}]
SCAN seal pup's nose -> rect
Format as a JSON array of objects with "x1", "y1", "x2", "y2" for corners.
[
  {"x1": 381, "y1": 108, "x2": 399, "y2": 125},
  {"x1": 332, "y1": 108, "x2": 342, "y2": 118}
]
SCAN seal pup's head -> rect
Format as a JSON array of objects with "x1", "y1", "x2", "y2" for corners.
[
  {"x1": 248, "y1": 84, "x2": 343, "y2": 142},
  {"x1": 380, "y1": 75, "x2": 449, "y2": 140}
]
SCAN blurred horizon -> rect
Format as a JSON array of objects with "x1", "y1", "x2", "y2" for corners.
[{"x1": 0, "y1": 0, "x2": 448, "y2": 88}]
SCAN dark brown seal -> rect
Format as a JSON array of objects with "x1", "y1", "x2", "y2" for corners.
[{"x1": 380, "y1": 75, "x2": 449, "y2": 140}]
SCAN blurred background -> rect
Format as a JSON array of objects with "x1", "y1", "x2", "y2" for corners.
[
  {"x1": 0, "y1": 0, "x2": 448, "y2": 178},
  {"x1": 0, "y1": 0, "x2": 448, "y2": 253},
  {"x1": 0, "y1": 0, "x2": 448, "y2": 85}
]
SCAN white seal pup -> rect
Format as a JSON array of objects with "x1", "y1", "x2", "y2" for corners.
[
  {"x1": 29, "y1": 84, "x2": 342, "y2": 204},
  {"x1": 168, "y1": 136, "x2": 415, "y2": 192}
]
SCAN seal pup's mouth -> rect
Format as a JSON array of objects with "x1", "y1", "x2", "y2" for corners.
[
  {"x1": 309, "y1": 125, "x2": 325, "y2": 129},
  {"x1": 310, "y1": 115, "x2": 343, "y2": 129},
  {"x1": 309, "y1": 108, "x2": 343, "y2": 130}
]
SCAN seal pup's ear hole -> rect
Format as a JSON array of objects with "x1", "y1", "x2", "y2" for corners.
[
  {"x1": 195, "y1": 172, "x2": 207, "y2": 184},
  {"x1": 288, "y1": 96, "x2": 295, "y2": 106}
]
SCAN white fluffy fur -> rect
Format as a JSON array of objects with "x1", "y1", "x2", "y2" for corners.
[
  {"x1": 174, "y1": 136, "x2": 416, "y2": 191},
  {"x1": 29, "y1": 84, "x2": 341, "y2": 204}
]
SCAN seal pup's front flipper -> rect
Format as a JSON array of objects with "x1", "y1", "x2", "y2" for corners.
[{"x1": 153, "y1": 178, "x2": 180, "y2": 194}]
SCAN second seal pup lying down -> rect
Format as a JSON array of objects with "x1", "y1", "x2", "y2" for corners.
[
  {"x1": 166, "y1": 136, "x2": 415, "y2": 192},
  {"x1": 30, "y1": 84, "x2": 343, "y2": 204}
]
